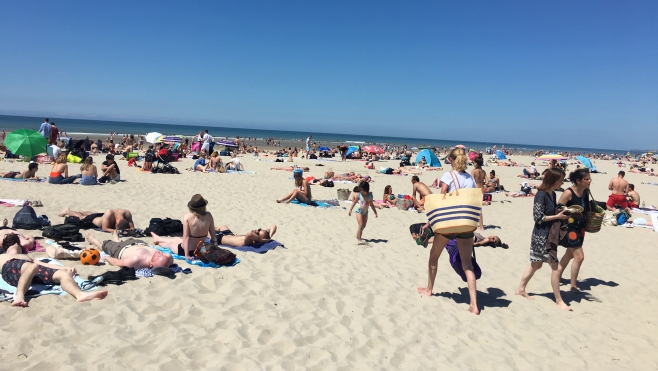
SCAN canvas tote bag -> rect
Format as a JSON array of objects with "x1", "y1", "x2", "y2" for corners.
[{"x1": 425, "y1": 171, "x2": 482, "y2": 235}]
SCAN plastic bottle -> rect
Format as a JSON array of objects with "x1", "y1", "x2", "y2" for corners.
[{"x1": 642, "y1": 201, "x2": 646, "y2": 208}]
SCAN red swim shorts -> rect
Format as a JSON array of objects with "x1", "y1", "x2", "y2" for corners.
[{"x1": 606, "y1": 194, "x2": 628, "y2": 209}]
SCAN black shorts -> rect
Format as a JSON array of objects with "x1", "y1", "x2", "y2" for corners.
[
  {"x1": 215, "y1": 230, "x2": 234, "y2": 244},
  {"x1": 1, "y1": 259, "x2": 58, "y2": 287},
  {"x1": 82, "y1": 213, "x2": 104, "y2": 228}
]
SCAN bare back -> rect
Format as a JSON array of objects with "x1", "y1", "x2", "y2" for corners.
[
  {"x1": 609, "y1": 177, "x2": 629, "y2": 195},
  {"x1": 471, "y1": 168, "x2": 486, "y2": 188},
  {"x1": 413, "y1": 182, "x2": 432, "y2": 198},
  {"x1": 182, "y1": 211, "x2": 216, "y2": 257}
]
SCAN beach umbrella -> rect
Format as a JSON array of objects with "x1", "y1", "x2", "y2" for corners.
[
  {"x1": 496, "y1": 150, "x2": 507, "y2": 160},
  {"x1": 158, "y1": 135, "x2": 183, "y2": 143},
  {"x1": 410, "y1": 147, "x2": 419, "y2": 151},
  {"x1": 576, "y1": 156, "x2": 594, "y2": 170},
  {"x1": 216, "y1": 139, "x2": 238, "y2": 147},
  {"x1": 362, "y1": 145, "x2": 385, "y2": 154},
  {"x1": 145, "y1": 132, "x2": 163, "y2": 144},
  {"x1": 318, "y1": 146, "x2": 331, "y2": 152},
  {"x1": 535, "y1": 154, "x2": 567, "y2": 161},
  {"x1": 4, "y1": 129, "x2": 47, "y2": 157}
]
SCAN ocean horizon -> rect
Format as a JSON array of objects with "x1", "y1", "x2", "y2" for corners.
[{"x1": 0, "y1": 114, "x2": 642, "y2": 154}]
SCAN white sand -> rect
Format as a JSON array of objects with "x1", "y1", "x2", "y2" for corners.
[{"x1": 0, "y1": 154, "x2": 657, "y2": 370}]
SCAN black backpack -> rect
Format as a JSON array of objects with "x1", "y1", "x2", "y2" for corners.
[
  {"x1": 42, "y1": 224, "x2": 84, "y2": 242},
  {"x1": 12, "y1": 205, "x2": 50, "y2": 230},
  {"x1": 144, "y1": 218, "x2": 183, "y2": 236}
]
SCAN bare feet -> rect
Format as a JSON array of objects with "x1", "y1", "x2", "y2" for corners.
[
  {"x1": 468, "y1": 304, "x2": 480, "y2": 315},
  {"x1": 58, "y1": 207, "x2": 71, "y2": 217},
  {"x1": 556, "y1": 301, "x2": 573, "y2": 311},
  {"x1": 150, "y1": 232, "x2": 161, "y2": 245},
  {"x1": 11, "y1": 295, "x2": 28, "y2": 307},
  {"x1": 570, "y1": 287, "x2": 582, "y2": 294},
  {"x1": 2, "y1": 218, "x2": 7, "y2": 227},
  {"x1": 505, "y1": 193, "x2": 510, "y2": 197},
  {"x1": 515, "y1": 288, "x2": 535, "y2": 300},
  {"x1": 76, "y1": 290, "x2": 108, "y2": 302},
  {"x1": 417, "y1": 287, "x2": 432, "y2": 297},
  {"x1": 276, "y1": 199, "x2": 283, "y2": 203},
  {"x1": 86, "y1": 233, "x2": 101, "y2": 249},
  {"x1": 111, "y1": 229, "x2": 120, "y2": 242}
]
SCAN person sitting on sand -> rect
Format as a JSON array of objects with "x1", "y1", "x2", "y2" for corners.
[
  {"x1": 277, "y1": 168, "x2": 313, "y2": 204},
  {"x1": 1, "y1": 162, "x2": 40, "y2": 181},
  {"x1": 484, "y1": 170, "x2": 505, "y2": 193},
  {"x1": 411, "y1": 176, "x2": 432, "y2": 211},
  {"x1": 606, "y1": 171, "x2": 632, "y2": 213},
  {"x1": 190, "y1": 153, "x2": 208, "y2": 172},
  {"x1": 270, "y1": 166, "x2": 311, "y2": 172},
  {"x1": 152, "y1": 224, "x2": 277, "y2": 249},
  {"x1": 100, "y1": 154, "x2": 120, "y2": 183},
  {"x1": 85, "y1": 231, "x2": 173, "y2": 269},
  {"x1": 226, "y1": 153, "x2": 244, "y2": 171},
  {"x1": 382, "y1": 185, "x2": 397, "y2": 208},
  {"x1": 180, "y1": 194, "x2": 218, "y2": 259},
  {"x1": 79, "y1": 157, "x2": 99, "y2": 185},
  {"x1": 0, "y1": 252, "x2": 108, "y2": 307},
  {"x1": 49, "y1": 154, "x2": 81, "y2": 184},
  {"x1": 519, "y1": 162, "x2": 539, "y2": 179},
  {"x1": 208, "y1": 151, "x2": 224, "y2": 172},
  {"x1": 627, "y1": 184, "x2": 641, "y2": 208},
  {"x1": 506, "y1": 182, "x2": 534, "y2": 197},
  {"x1": 58, "y1": 208, "x2": 134, "y2": 232}
]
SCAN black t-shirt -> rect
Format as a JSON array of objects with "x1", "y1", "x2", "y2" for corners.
[{"x1": 102, "y1": 161, "x2": 120, "y2": 174}]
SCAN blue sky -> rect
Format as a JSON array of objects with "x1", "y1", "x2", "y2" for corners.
[{"x1": 1, "y1": 1, "x2": 656, "y2": 149}]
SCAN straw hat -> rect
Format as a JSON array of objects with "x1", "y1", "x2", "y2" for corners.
[{"x1": 187, "y1": 194, "x2": 208, "y2": 210}]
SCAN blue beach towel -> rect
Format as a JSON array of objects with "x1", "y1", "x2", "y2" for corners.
[
  {"x1": 225, "y1": 240, "x2": 285, "y2": 254},
  {"x1": 0, "y1": 258, "x2": 98, "y2": 303},
  {"x1": 290, "y1": 199, "x2": 332, "y2": 208},
  {"x1": 154, "y1": 247, "x2": 240, "y2": 268}
]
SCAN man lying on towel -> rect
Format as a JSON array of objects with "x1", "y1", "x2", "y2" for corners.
[
  {"x1": 85, "y1": 231, "x2": 173, "y2": 269},
  {"x1": 0, "y1": 251, "x2": 108, "y2": 308},
  {"x1": 151, "y1": 224, "x2": 277, "y2": 249},
  {"x1": 59, "y1": 207, "x2": 135, "y2": 232}
]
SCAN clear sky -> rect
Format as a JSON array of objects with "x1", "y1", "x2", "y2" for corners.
[{"x1": 1, "y1": 1, "x2": 656, "y2": 149}]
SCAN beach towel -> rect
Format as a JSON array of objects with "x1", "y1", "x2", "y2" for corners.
[
  {"x1": 154, "y1": 247, "x2": 241, "y2": 268},
  {"x1": 220, "y1": 240, "x2": 284, "y2": 254},
  {"x1": 0, "y1": 199, "x2": 26, "y2": 207},
  {"x1": 652, "y1": 214, "x2": 658, "y2": 233},
  {"x1": 135, "y1": 264, "x2": 192, "y2": 277},
  {"x1": 0, "y1": 177, "x2": 47, "y2": 183},
  {"x1": 290, "y1": 199, "x2": 336, "y2": 208},
  {"x1": 0, "y1": 258, "x2": 98, "y2": 303},
  {"x1": 226, "y1": 170, "x2": 256, "y2": 174}
]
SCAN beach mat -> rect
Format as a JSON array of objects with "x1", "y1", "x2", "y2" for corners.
[
  {"x1": 224, "y1": 240, "x2": 284, "y2": 253},
  {"x1": 0, "y1": 258, "x2": 98, "y2": 303},
  {"x1": 154, "y1": 247, "x2": 241, "y2": 268},
  {"x1": 0, "y1": 177, "x2": 47, "y2": 183},
  {"x1": 290, "y1": 199, "x2": 336, "y2": 208}
]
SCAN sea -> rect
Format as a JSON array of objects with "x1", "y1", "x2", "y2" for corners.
[{"x1": 0, "y1": 114, "x2": 631, "y2": 155}]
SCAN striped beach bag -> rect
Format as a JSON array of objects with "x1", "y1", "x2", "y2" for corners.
[{"x1": 425, "y1": 172, "x2": 482, "y2": 235}]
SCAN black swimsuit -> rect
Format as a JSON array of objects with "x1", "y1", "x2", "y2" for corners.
[{"x1": 560, "y1": 187, "x2": 589, "y2": 248}]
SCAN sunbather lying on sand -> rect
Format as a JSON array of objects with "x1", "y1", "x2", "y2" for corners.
[
  {"x1": 0, "y1": 162, "x2": 41, "y2": 181},
  {"x1": 58, "y1": 208, "x2": 134, "y2": 232},
  {"x1": 0, "y1": 252, "x2": 108, "y2": 307},
  {"x1": 1, "y1": 222, "x2": 35, "y2": 254},
  {"x1": 409, "y1": 223, "x2": 508, "y2": 248},
  {"x1": 152, "y1": 225, "x2": 277, "y2": 248},
  {"x1": 86, "y1": 231, "x2": 173, "y2": 269},
  {"x1": 270, "y1": 166, "x2": 310, "y2": 172}
]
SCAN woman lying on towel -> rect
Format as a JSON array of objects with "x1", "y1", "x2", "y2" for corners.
[
  {"x1": 1, "y1": 163, "x2": 40, "y2": 181},
  {"x1": 152, "y1": 225, "x2": 277, "y2": 248}
]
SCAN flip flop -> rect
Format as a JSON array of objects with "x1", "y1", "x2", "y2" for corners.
[{"x1": 80, "y1": 276, "x2": 104, "y2": 291}]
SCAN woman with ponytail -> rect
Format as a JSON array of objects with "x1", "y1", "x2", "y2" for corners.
[{"x1": 417, "y1": 148, "x2": 480, "y2": 315}]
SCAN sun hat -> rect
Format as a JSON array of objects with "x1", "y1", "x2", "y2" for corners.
[{"x1": 188, "y1": 194, "x2": 208, "y2": 209}]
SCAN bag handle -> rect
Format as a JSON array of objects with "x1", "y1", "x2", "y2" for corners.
[{"x1": 442, "y1": 171, "x2": 462, "y2": 199}]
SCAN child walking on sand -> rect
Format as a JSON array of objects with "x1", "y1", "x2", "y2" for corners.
[{"x1": 348, "y1": 181, "x2": 378, "y2": 243}]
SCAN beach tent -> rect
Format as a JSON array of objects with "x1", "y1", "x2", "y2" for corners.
[
  {"x1": 576, "y1": 156, "x2": 596, "y2": 171},
  {"x1": 496, "y1": 150, "x2": 507, "y2": 160},
  {"x1": 415, "y1": 149, "x2": 442, "y2": 167},
  {"x1": 318, "y1": 146, "x2": 331, "y2": 152},
  {"x1": 346, "y1": 146, "x2": 360, "y2": 157}
]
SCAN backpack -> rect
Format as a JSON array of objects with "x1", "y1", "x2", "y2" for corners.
[
  {"x1": 143, "y1": 218, "x2": 183, "y2": 236},
  {"x1": 145, "y1": 152, "x2": 155, "y2": 163},
  {"x1": 42, "y1": 224, "x2": 84, "y2": 242},
  {"x1": 12, "y1": 205, "x2": 50, "y2": 230},
  {"x1": 445, "y1": 239, "x2": 482, "y2": 282},
  {"x1": 193, "y1": 241, "x2": 236, "y2": 265}
]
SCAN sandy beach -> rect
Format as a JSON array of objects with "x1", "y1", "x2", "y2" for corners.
[{"x1": 0, "y1": 153, "x2": 656, "y2": 370}]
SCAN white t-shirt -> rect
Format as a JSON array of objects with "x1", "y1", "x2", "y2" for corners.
[
  {"x1": 439, "y1": 171, "x2": 476, "y2": 192},
  {"x1": 51, "y1": 145, "x2": 61, "y2": 158},
  {"x1": 530, "y1": 165, "x2": 536, "y2": 174},
  {"x1": 202, "y1": 134, "x2": 211, "y2": 144},
  {"x1": 306, "y1": 137, "x2": 310, "y2": 148}
]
